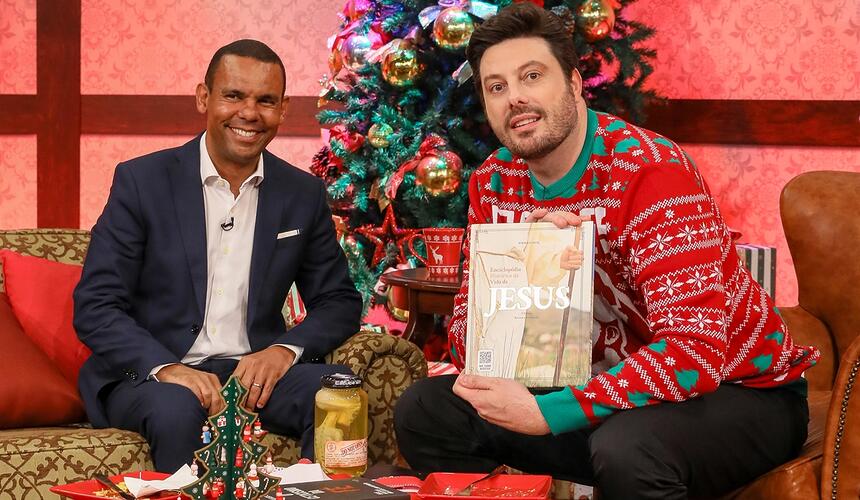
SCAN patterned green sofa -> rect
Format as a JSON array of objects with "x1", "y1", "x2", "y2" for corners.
[{"x1": 0, "y1": 229, "x2": 427, "y2": 499}]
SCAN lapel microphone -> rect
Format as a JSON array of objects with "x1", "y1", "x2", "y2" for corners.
[{"x1": 220, "y1": 217, "x2": 234, "y2": 231}]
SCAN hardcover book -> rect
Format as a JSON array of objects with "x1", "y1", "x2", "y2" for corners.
[
  {"x1": 465, "y1": 221, "x2": 595, "y2": 388},
  {"x1": 266, "y1": 479, "x2": 409, "y2": 500}
]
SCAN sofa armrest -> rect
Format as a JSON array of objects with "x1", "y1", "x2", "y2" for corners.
[
  {"x1": 326, "y1": 331, "x2": 427, "y2": 464},
  {"x1": 820, "y1": 333, "x2": 860, "y2": 500}
]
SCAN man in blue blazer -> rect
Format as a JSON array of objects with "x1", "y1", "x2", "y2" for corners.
[{"x1": 73, "y1": 39, "x2": 362, "y2": 472}]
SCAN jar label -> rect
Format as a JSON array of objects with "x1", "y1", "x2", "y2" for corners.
[{"x1": 324, "y1": 438, "x2": 367, "y2": 467}]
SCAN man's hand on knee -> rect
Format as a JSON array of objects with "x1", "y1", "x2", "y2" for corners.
[
  {"x1": 233, "y1": 346, "x2": 295, "y2": 411},
  {"x1": 453, "y1": 374, "x2": 551, "y2": 436},
  {"x1": 155, "y1": 364, "x2": 225, "y2": 415}
]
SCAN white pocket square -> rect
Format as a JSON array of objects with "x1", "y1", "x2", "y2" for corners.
[{"x1": 277, "y1": 229, "x2": 301, "y2": 239}]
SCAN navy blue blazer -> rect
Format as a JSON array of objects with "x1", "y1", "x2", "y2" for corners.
[{"x1": 73, "y1": 136, "x2": 362, "y2": 427}]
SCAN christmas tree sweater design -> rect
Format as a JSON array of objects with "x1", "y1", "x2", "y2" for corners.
[{"x1": 448, "y1": 109, "x2": 820, "y2": 434}]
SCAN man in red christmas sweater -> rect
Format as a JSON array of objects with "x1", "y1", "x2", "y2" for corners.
[{"x1": 394, "y1": 3, "x2": 820, "y2": 498}]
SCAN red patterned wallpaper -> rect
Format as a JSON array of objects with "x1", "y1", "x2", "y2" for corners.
[
  {"x1": 267, "y1": 136, "x2": 326, "y2": 171},
  {"x1": 81, "y1": 0, "x2": 343, "y2": 96},
  {"x1": 0, "y1": 0, "x2": 36, "y2": 93},
  {"x1": 625, "y1": 0, "x2": 860, "y2": 99},
  {"x1": 80, "y1": 135, "x2": 189, "y2": 230},
  {"x1": 0, "y1": 136, "x2": 37, "y2": 228}
]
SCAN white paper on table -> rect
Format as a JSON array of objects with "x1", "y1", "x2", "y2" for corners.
[
  {"x1": 124, "y1": 464, "x2": 198, "y2": 498},
  {"x1": 269, "y1": 463, "x2": 331, "y2": 485}
]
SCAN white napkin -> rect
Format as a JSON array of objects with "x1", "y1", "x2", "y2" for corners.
[
  {"x1": 269, "y1": 463, "x2": 331, "y2": 485},
  {"x1": 124, "y1": 464, "x2": 198, "y2": 498}
]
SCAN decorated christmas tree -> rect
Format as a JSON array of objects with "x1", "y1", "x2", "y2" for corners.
[
  {"x1": 312, "y1": 0, "x2": 659, "y2": 313},
  {"x1": 180, "y1": 376, "x2": 280, "y2": 500}
]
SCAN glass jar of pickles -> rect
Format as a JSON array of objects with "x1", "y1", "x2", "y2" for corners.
[{"x1": 314, "y1": 373, "x2": 368, "y2": 477}]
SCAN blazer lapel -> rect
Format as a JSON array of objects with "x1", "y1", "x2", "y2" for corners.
[
  {"x1": 169, "y1": 136, "x2": 207, "y2": 320},
  {"x1": 247, "y1": 153, "x2": 283, "y2": 327}
]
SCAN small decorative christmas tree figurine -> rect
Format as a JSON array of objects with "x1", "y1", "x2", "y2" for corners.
[{"x1": 181, "y1": 376, "x2": 280, "y2": 500}]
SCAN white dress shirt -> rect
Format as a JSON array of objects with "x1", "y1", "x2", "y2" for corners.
[
  {"x1": 183, "y1": 134, "x2": 263, "y2": 363},
  {"x1": 150, "y1": 134, "x2": 301, "y2": 378}
]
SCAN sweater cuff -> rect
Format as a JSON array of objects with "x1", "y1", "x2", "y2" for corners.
[
  {"x1": 535, "y1": 387, "x2": 591, "y2": 434},
  {"x1": 450, "y1": 343, "x2": 464, "y2": 369}
]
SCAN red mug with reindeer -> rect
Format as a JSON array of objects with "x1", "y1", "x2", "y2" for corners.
[{"x1": 407, "y1": 227, "x2": 464, "y2": 278}]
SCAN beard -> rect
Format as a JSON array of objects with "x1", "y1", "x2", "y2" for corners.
[{"x1": 493, "y1": 88, "x2": 579, "y2": 160}]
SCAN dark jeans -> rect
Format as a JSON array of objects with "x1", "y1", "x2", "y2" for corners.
[
  {"x1": 395, "y1": 375, "x2": 808, "y2": 500},
  {"x1": 104, "y1": 358, "x2": 351, "y2": 472}
]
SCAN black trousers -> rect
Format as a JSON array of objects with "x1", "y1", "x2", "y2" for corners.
[
  {"x1": 104, "y1": 358, "x2": 351, "y2": 472},
  {"x1": 395, "y1": 375, "x2": 808, "y2": 500}
]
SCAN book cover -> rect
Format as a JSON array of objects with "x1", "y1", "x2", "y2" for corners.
[
  {"x1": 267, "y1": 479, "x2": 409, "y2": 500},
  {"x1": 465, "y1": 221, "x2": 595, "y2": 388}
]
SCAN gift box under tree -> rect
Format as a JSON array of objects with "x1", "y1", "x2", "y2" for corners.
[{"x1": 736, "y1": 244, "x2": 777, "y2": 299}]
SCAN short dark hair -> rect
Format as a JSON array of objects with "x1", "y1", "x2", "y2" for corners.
[
  {"x1": 204, "y1": 39, "x2": 286, "y2": 95},
  {"x1": 466, "y1": 3, "x2": 578, "y2": 100}
]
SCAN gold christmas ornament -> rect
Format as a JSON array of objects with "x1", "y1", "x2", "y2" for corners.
[
  {"x1": 415, "y1": 150, "x2": 462, "y2": 196},
  {"x1": 341, "y1": 34, "x2": 373, "y2": 72},
  {"x1": 432, "y1": 7, "x2": 475, "y2": 51},
  {"x1": 368, "y1": 123, "x2": 394, "y2": 148},
  {"x1": 381, "y1": 41, "x2": 421, "y2": 87},
  {"x1": 576, "y1": 0, "x2": 616, "y2": 42}
]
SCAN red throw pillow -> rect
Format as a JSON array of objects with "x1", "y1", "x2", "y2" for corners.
[
  {"x1": 0, "y1": 293, "x2": 85, "y2": 428},
  {"x1": 0, "y1": 250, "x2": 91, "y2": 387}
]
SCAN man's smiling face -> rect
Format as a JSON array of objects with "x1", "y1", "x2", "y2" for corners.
[{"x1": 196, "y1": 54, "x2": 286, "y2": 171}]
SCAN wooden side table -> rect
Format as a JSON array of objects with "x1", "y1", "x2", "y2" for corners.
[{"x1": 379, "y1": 268, "x2": 461, "y2": 348}]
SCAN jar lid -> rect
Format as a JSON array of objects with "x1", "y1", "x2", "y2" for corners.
[{"x1": 321, "y1": 373, "x2": 362, "y2": 389}]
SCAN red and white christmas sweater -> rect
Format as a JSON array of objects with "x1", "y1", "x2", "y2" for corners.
[{"x1": 448, "y1": 108, "x2": 820, "y2": 434}]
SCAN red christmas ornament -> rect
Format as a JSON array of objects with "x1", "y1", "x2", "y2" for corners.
[
  {"x1": 329, "y1": 125, "x2": 365, "y2": 153},
  {"x1": 235, "y1": 480, "x2": 245, "y2": 499},
  {"x1": 210, "y1": 478, "x2": 224, "y2": 499},
  {"x1": 342, "y1": 0, "x2": 372, "y2": 23},
  {"x1": 355, "y1": 206, "x2": 419, "y2": 266}
]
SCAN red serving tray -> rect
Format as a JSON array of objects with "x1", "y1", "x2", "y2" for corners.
[
  {"x1": 417, "y1": 473, "x2": 552, "y2": 500},
  {"x1": 50, "y1": 471, "x2": 185, "y2": 499}
]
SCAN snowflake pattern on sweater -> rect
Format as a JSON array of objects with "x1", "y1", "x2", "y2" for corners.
[{"x1": 448, "y1": 109, "x2": 820, "y2": 434}]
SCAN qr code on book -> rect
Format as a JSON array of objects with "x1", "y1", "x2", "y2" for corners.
[{"x1": 477, "y1": 349, "x2": 493, "y2": 372}]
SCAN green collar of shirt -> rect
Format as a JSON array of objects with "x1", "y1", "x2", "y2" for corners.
[{"x1": 529, "y1": 108, "x2": 597, "y2": 201}]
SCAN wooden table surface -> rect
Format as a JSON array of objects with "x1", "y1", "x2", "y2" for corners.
[{"x1": 380, "y1": 268, "x2": 461, "y2": 348}]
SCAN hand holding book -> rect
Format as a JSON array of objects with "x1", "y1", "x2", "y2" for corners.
[{"x1": 524, "y1": 208, "x2": 590, "y2": 228}]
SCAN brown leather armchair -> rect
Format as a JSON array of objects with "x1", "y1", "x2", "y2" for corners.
[{"x1": 728, "y1": 171, "x2": 860, "y2": 499}]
